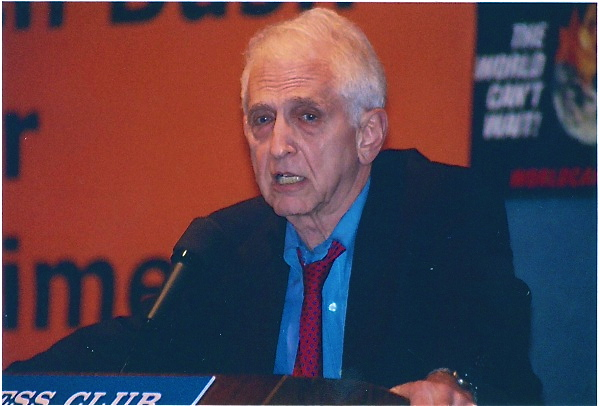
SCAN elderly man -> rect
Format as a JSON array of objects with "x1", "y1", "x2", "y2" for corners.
[{"x1": 7, "y1": 8, "x2": 542, "y2": 405}]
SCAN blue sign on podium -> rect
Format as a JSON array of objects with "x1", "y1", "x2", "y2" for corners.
[{"x1": 2, "y1": 374, "x2": 215, "y2": 405}]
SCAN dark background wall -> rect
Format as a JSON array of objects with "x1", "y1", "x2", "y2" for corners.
[{"x1": 507, "y1": 197, "x2": 596, "y2": 405}]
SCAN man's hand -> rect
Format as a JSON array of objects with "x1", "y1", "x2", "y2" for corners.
[{"x1": 390, "y1": 370, "x2": 476, "y2": 405}]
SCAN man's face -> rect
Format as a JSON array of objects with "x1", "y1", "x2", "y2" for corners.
[{"x1": 244, "y1": 55, "x2": 366, "y2": 224}]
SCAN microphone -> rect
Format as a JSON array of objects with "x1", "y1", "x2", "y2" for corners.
[
  {"x1": 145, "y1": 217, "x2": 225, "y2": 322},
  {"x1": 120, "y1": 217, "x2": 225, "y2": 372}
]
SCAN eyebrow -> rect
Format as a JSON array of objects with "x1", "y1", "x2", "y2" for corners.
[
  {"x1": 247, "y1": 103, "x2": 273, "y2": 115},
  {"x1": 248, "y1": 97, "x2": 322, "y2": 109},
  {"x1": 287, "y1": 97, "x2": 322, "y2": 110},
  {"x1": 247, "y1": 97, "x2": 323, "y2": 115}
]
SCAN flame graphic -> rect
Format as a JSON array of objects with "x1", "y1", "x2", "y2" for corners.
[{"x1": 555, "y1": 5, "x2": 597, "y2": 86}]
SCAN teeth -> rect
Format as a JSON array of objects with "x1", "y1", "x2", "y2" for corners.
[{"x1": 276, "y1": 174, "x2": 305, "y2": 185}]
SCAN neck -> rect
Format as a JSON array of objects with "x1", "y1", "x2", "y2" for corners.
[{"x1": 288, "y1": 216, "x2": 334, "y2": 251}]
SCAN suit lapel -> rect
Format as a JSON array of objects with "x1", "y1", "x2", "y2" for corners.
[
  {"x1": 342, "y1": 150, "x2": 421, "y2": 385},
  {"x1": 234, "y1": 206, "x2": 288, "y2": 374}
]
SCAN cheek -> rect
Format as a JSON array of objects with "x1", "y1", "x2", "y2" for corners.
[
  {"x1": 316, "y1": 145, "x2": 359, "y2": 185},
  {"x1": 318, "y1": 137, "x2": 356, "y2": 167},
  {"x1": 248, "y1": 144, "x2": 270, "y2": 177}
]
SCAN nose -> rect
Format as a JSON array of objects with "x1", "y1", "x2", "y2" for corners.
[{"x1": 270, "y1": 117, "x2": 296, "y2": 159}]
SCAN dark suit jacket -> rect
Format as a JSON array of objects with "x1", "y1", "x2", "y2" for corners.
[{"x1": 7, "y1": 149, "x2": 543, "y2": 404}]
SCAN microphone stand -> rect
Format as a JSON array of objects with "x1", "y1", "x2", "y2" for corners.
[{"x1": 119, "y1": 250, "x2": 195, "y2": 373}]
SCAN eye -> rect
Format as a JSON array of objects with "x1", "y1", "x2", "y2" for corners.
[
  {"x1": 254, "y1": 115, "x2": 272, "y2": 126},
  {"x1": 249, "y1": 112, "x2": 274, "y2": 127},
  {"x1": 300, "y1": 112, "x2": 319, "y2": 123}
]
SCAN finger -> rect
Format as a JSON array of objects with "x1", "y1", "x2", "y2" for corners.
[
  {"x1": 452, "y1": 391, "x2": 477, "y2": 406},
  {"x1": 390, "y1": 382, "x2": 435, "y2": 405},
  {"x1": 389, "y1": 382, "x2": 413, "y2": 399},
  {"x1": 391, "y1": 380, "x2": 476, "y2": 406}
]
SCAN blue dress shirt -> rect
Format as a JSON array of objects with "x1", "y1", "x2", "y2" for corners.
[{"x1": 274, "y1": 179, "x2": 371, "y2": 379}]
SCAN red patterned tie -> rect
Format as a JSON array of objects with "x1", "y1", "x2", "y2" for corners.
[{"x1": 293, "y1": 240, "x2": 346, "y2": 377}]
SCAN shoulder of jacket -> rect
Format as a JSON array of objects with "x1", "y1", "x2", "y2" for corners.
[{"x1": 207, "y1": 196, "x2": 284, "y2": 243}]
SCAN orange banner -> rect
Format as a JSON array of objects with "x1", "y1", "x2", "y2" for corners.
[{"x1": 2, "y1": 2, "x2": 476, "y2": 368}]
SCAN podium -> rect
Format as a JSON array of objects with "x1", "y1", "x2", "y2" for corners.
[
  {"x1": 2, "y1": 374, "x2": 409, "y2": 405},
  {"x1": 201, "y1": 375, "x2": 409, "y2": 405}
]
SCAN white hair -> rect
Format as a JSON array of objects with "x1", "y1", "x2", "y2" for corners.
[{"x1": 240, "y1": 7, "x2": 387, "y2": 126}]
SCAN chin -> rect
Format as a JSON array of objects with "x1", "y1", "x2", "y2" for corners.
[
  {"x1": 272, "y1": 206, "x2": 300, "y2": 218},
  {"x1": 270, "y1": 201, "x2": 314, "y2": 219}
]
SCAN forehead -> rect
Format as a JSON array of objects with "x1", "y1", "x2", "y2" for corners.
[{"x1": 246, "y1": 54, "x2": 337, "y2": 108}]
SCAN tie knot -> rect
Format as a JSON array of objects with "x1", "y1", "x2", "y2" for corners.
[{"x1": 297, "y1": 240, "x2": 346, "y2": 294}]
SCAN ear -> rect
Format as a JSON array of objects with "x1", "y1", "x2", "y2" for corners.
[{"x1": 356, "y1": 108, "x2": 388, "y2": 165}]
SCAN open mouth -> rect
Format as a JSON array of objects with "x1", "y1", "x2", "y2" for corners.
[{"x1": 275, "y1": 173, "x2": 305, "y2": 185}]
